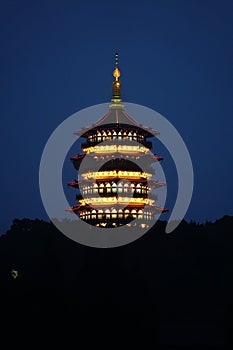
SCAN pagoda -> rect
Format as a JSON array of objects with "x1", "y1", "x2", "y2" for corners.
[{"x1": 67, "y1": 53, "x2": 168, "y2": 228}]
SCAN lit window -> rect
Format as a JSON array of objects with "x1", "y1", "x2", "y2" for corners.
[
  {"x1": 106, "y1": 187, "x2": 111, "y2": 193},
  {"x1": 118, "y1": 209, "x2": 123, "y2": 218},
  {"x1": 124, "y1": 183, "x2": 129, "y2": 193},
  {"x1": 112, "y1": 208, "x2": 117, "y2": 219},
  {"x1": 105, "y1": 209, "x2": 111, "y2": 219},
  {"x1": 130, "y1": 183, "x2": 135, "y2": 193},
  {"x1": 124, "y1": 209, "x2": 130, "y2": 218},
  {"x1": 97, "y1": 132, "x2": 101, "y2": 141},
  {"x1": 99, "y1": 183, "x2": 104, "y2": 193},
  {"x1": 131, "y1": 209, "x2": 137, "y2": 219},
  {"x1": 91, "y1": 210, "x2": 97, "y2": 219},
  {"x1": 98, "y1": 209, "x2": 103, "y2": 219},
  {"x1": 112, "y1": 182, "x2": 117, "y2": 193},
  {"x1": 138, "y1": 210, "x2": 143, "y2": 219},
  {"x1": 93, "y1": 183, "x2": 98, "y2": 193},
  {"x1": 136, "y1": 183, "x2": 141, "y2": 194},
  {"x1": 118, "y1": 182, "x2": 123, "y2": 193}
]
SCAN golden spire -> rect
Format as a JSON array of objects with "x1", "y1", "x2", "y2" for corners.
[
  {"x1": 113, "y1": 52, "x2": 121, "y2": 81},
  {"x1": 112, "y1": 52, "x2": 122, "y2": 102}
]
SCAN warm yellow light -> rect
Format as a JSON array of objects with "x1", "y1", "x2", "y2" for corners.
[
  {"x1": 113, "y1": 67, "x2": 121, "y2": 80},
  {"x1": 83, "y1": 145, "x2": 149, "y2": 154},
  {"x1": 78, "y1": 197, "x2": 154, "y2": 206},
  {"x1": 81, "y1": 170, "x2": 152, "y2": 180}
]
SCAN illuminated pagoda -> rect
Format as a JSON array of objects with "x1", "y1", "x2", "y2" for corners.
[{"x1": 67, "y1": 53, "x2": 168, "y2": 228}]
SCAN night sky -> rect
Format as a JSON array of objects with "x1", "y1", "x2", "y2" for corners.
[{"x1": 1, "y1": 0, "x2": 233, "y2": 234}]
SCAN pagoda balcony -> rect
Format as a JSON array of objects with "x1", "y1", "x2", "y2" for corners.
[
  {"x1": 81, "y1": 138, "x2": 152, "y2": 150},
  {"x1": 76, "y1": 196, "x2": 155, "y2": 207},
  {"x1": 80, "y1": 170, "x2": 153, "y2": 181}
]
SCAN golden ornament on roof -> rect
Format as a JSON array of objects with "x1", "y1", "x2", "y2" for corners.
[{"x1": 113, "y1": 67, "x2": 121, "y2": 80}]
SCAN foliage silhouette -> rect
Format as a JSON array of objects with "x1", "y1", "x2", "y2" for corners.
[{"x1": 0, "y1": 216, "x2": 232, "y2": 347}]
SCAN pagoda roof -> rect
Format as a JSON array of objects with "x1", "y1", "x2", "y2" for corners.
[
  {"x1": 74, "y1": 104, "x2": 160, "y2": 137},
  {"x1": 70, "y1": 153, "x2": 163, "y2": 162},
  {"x1": 75, "y1": 193, "x2": 158, "y2": 201},
  {"x1": 68, "y1": 179, "x2": 165, "y2": 188}
]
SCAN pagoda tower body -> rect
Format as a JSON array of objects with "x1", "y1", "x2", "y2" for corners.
[{"x1": 68, "y1": 53, "x2": 168, "y2": 228}]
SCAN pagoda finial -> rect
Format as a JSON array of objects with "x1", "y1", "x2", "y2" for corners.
[
  {"x1": 113, "y1": 52, "x2": 121, "y2": 81},
  {"x1": 112, "y1": 52, "x2": 122, "y2": 101},
  {"x1": 115, "y1": 52, "x2": 118, "y2": 66}
]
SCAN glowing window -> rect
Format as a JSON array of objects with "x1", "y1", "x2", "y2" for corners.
[
  {"x1": 106, "y1": 182, "x2": 111, "y2": 193},
  {"x1": 138, "y1": 209, "x2": 143, "y2": 219},
  {"x1": 124, "y1": 182, "x2": 129, "y2": 193},
  {"x1": 136, "y1": 183, "x2": 141, "y2": 193},
  {"x1": 124, "y1": 209, "x2": 130, "y2": 218},
  {"x1": 112, "y1": 182, "x2": 117, "y2": 193},
  {"x1": 131, "y1": 209, "x2": 137, "y2": 219},
  {"x1": 99, "y1": 183, "x2": 104, "y2": 193},
  {"x1": 93, "y1": 183, "x2": 98, "y2": 193},
  {"x1": 130, "y1": 183, "x2": 135, "y2": 193},
  {"x1": 112, "y1": 208, "x2": 117, "y2": 219},
  {"x1": 98, "y1": 209, "x2": 103, "y2": 219},
  {"x1": 105, "y1": 209, "x2": 111, "y2": 219},
  {"x1": 97, "y1": 131, "x2": 102, "y2": 141},
  {"x1": 118, "y1": 182, "x2": 123, "y2": 193},
  {"x1": 118, "y1": 209, "x2": 123, "y2": 218},
  {"x1": 91, "y1": 209, "x2": 97, "y2": 219}
]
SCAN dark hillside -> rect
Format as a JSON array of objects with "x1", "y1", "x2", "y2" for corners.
[{"x1": 0, "y1": 217, "x2": 232, "y2": 347}]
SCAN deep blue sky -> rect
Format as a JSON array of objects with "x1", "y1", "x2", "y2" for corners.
[{"x1": 0, "y1": 0, "x2": 233, "y2": 233}]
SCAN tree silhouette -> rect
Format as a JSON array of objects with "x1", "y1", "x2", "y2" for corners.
[{"x1": 0, "y1": 216, "x2": 232, "y2": 346}]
